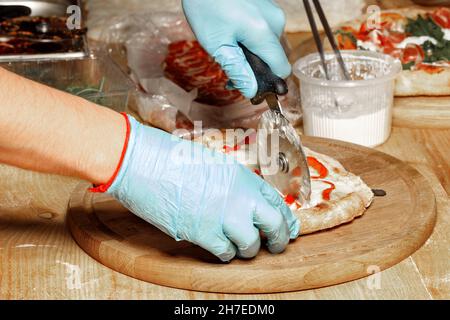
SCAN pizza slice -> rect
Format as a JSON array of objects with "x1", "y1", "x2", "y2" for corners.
[
  {"x1": 194, "y1": 130, "x2": 374, "y2": 235},
  {"x1": 334, "y1": 7, "x2": 450, "y2": 96},
  {"x1": 289, "y1": 147, "x2": 373, "y2": 234}
]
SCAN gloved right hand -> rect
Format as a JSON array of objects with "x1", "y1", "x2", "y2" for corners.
[
  {"x1": 94, "y1": 114, "x2": 300, "y2": 261},
  {"x1": 182, "y1": 0, "x2": 291, "y2": 99}
]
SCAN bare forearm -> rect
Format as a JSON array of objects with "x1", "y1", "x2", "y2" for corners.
[{"x1": 0, "y1": 67, "x2": 125, "y2": 184}]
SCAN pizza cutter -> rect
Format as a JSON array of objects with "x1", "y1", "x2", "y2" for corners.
[{"x1": 239, "y1": 43, "x2": 311, "y2": 205}]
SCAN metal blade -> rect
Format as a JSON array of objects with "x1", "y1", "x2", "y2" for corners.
[
  {"x1": 265, "y1": 93, "x2": 283, "y2": 113},
  {"x1": 257, "y1": 99, "x2": 311, "y2": 205}
]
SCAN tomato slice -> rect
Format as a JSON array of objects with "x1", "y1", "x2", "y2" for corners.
[
  {"x1": 380, "y1": 12, "x2": 407, "y2": 28},
  {"x1": 381, "y1": 12, "x2": 405, "y2": 21},
  {"x1": 388, "y1": 32, "x2": 406, "y2": 44},
  {"x1": 384, "y1": 46, "x2": 403, "y2": 59},
  {"x1": 359, "y1": 21, "x2": 370, "y2": 37},
  {"x1": 401, "y1": 44, "x2": 424, "y2": 65},
  {"x1": 379, "y1": 33, "x2": 394, "y2": 50},
  {"x1": 431, "y1": 7, "x2": 450, "y2": 29},
  {"x1": 416, "y1": 63, "x2": 444, "y2": 74},
  {"x1": 379, "y1": 33, "x2": 407, "y2": 58},
  {"x1": 336, "y1": 33, "x2": 357, "y2": 50},
  {"x1": 340, "y1": 25, "x2": 357, "y2": 33}
]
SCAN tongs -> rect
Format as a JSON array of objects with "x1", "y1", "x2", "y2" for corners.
[{"x1": 303, "y1": 0, "x2": 351, "y2": 81}]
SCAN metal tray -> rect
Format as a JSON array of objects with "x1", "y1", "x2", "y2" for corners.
[
  {"x1": 1, "y1": 53, "x2": 135, "y2": 112},
  {"x1": 0, "y1": 0, "x2": 77, "y2": 16},
  {"x1": 0, "y1": 0, "x2": 88, "y2": 61}
]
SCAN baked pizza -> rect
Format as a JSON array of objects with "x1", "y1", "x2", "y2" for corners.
[
  {"x1": 194, "y1": 130, "x2": 374, "y2": 235},
  {"x1": 334, "y1": 7, "x2": 450, "y2": 96}
]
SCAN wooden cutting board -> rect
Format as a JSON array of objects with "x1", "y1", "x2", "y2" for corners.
[
  {"x1": 67, "y1": 136, "x2": 436, "y2": 293},
  {"x1": 288, "y1": 38, "x2": 450, "y2": 129}
]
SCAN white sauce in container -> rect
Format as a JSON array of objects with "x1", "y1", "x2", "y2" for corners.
[
  {"x1": 303, "y1": 106, "x2": 391, "y2": 147},
  {"x1": 293, "y1": 50, "x2": 401, "y2": 147}
]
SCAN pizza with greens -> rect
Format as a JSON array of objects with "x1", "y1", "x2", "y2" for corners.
[{"x1": 334, "y1": 7, "x2": 450, "y2": 96}]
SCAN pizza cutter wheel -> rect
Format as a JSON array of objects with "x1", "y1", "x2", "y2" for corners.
[{"x1": 239, "y1": 43, "x2": 311, "y2": 204}]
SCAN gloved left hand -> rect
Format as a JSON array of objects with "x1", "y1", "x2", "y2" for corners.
[{"x1": 95, "y1": 114, "x2": 300, "y2": 262}]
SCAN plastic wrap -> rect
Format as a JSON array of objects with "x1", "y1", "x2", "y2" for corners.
[
  {"x1": 278, "y1": 0, "x2": 366, "y2": 33},
  {"x1": 99, "y1": 12, "x2": 301, "y2": 133},
  {"x1": 86, "y1": 0, "x2": 366, "y2": 36}
]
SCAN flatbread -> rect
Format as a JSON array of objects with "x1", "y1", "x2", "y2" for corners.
[
  {"x1": 295, "y1": 147, "x2": 373, "y2": 234},
  {"x1": 194, "y1": 130, "x2": 374, "y2": 235}
]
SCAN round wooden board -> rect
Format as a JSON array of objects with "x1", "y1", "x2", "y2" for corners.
[
  {"x1": 67, "y1": 136, "x2": 436, "y2": 293},
  {"x1": 288, "y1": 37, "x2": 450, "y2": 129}
]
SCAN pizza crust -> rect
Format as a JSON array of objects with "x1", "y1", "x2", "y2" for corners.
[
  {"x1": 296, "y1": 192, "x2": 366, "y2": 235},
  {"x1": 396, "y1": 68, "x2": 450, "y2": 96},
  {"x1": 303, "y1": 147, "x2": 374, "y2": 206},
  {"x1": 294, "y1": 147, "x2": 373, "y2": 234}
]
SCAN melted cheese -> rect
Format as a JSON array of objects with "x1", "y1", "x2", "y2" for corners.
[
  {"x1": 396, "y1": 36, "x2": 437, "y2": 49},
  {"x1": 357, "y1": 39, "x2": 379, "y2": 52},
  {"x1": 443, "y1": 28, "x2": 450, "y2": 41}
]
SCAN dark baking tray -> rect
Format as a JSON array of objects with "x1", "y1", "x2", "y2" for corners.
[{"x1": 0, "y1": 0, "x2": 88, "y2": 61}]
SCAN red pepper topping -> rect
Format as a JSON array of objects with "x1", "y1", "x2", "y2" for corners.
[
  {"x1": 291, "y1": 166, "x2": 302, "y2": 177},
  {"x1": 307, "y1": 157, "x2": 329, "y2": 179},
  {"x1": 223, "y1": 145, "x2": 232, "y2": 153},
  {"x1": 223, "y1": 144, "x2": 240, "y2": 153},
  {"x1": 253, "y1": 169, "x2": 261, "y2": 176},
  {"x1": 242, "y1": 132, "x2": 256, "y2": 145},
  {"x1": 284, "y1": 194, "x2": 296, "y2": 205},
  {"x1": 322, "y1": 181, "x2": 336, "y2": 201},
  {"x1": 283, "y1": 195, "x2": 302, "y2": 209}
]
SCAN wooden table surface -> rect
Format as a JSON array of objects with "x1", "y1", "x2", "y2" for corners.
[
  {"x1": 0, "y1": 126, "x2": 448, "y2": 299},
  {"x1": 1, "y1": 0, "x2": 449, "y2": 300}
]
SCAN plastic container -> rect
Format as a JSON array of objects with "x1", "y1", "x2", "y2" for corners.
[
  {"x1": 293, "y1": 50, "x2": 401, "y2": 147},
  {"x1": 0, "y1": 53, "x2": 134, "y2": 111}
]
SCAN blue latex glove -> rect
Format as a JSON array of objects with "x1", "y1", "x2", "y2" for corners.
[
  {"x1": 106, "y1": 115, "x2": 300, "y2": 261},
  {"x1": 182, "y1": 0, "x2": 291, "y2": 99}
]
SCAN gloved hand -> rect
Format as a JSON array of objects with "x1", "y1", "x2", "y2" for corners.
[
  {"x1": 102, "y1": 115, "x2": 300, "y2": 261},
  {"x1": 182, "y1": 0, "x2": 291, "y2": 99}
]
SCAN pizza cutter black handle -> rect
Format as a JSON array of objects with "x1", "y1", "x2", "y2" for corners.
[{"x1": 238, "y1": 43, "x2": 288, "y2": 105}]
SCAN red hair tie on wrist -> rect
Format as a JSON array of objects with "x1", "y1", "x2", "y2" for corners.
[{"x1": 89, "y1": 112, "x2": 131, "y2": 193}]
